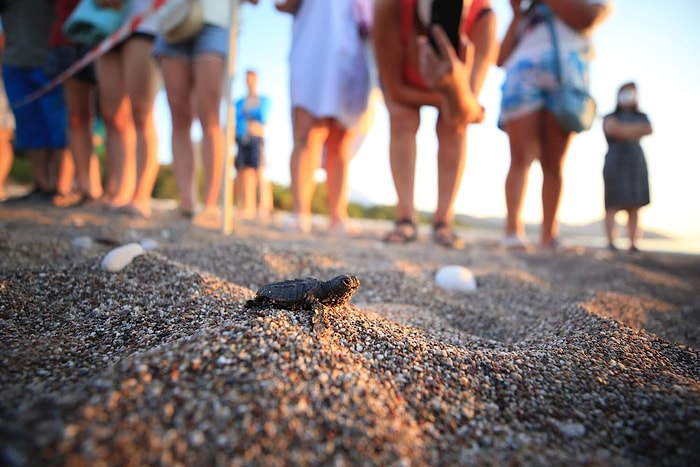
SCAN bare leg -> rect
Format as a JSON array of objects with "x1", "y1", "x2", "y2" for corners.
[
  {"x1": 27, "y1": 149, "x2": 53, "y2": 192},
  {"x1": 386, "y1": 98, "x2": 420, "y2": 222},
  {"x1": 627, "y1": 207, "x2": 640, "y2": 250},
  {"x1": 160, "y1": 56, "x2": 195, "y2": 214},
  {"x1": 237, "y1": 166, "x2": 257, "y2": 219},
  {"x1": 0, "y1": 128, "x2": 13, "y2": 199},
  {"x1": 53, "y1": 147, "x2": 75, "y2": 197},
  {"x1": 123, "y1": 37, "x2": 160, "y2": 217},
  {"x1": 257, "y1": 167, "x2": 273, "y2": 220},
  {"x1": 193, "y1": 53, "x2": 226, "y2": 210},
  {"x1": 540, "y1": 111, "x2": 574, "y2": 247},
  {"x1": 289, "y1": 107, "x2": 328, "y2": 219},
  {"x1": 97, "y1": 49, "x2": 136, "y2": 208},
  {"x1": 63, "y1": 78, "x2": 101, "y2": 199},
  {"x1": 325, "y1": 122, "x2": 353, "y2": 229},
  {"x1": 434, "y1": 113, "x2": 467, "y2": 226},
  {"x1": 504, "y1": 111, "x2": 541, "y2": 240},
  {"x1": 605, "y1": 208, "x2": 618, "y2": 248}
]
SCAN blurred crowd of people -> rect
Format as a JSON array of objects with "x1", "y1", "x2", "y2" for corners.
[{"x1": 2, "y1": 0, "x2": 653, "y2": 252}]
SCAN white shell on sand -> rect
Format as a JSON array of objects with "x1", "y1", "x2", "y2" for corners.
[
  {"x1": 72, "y1": 236, "x2": 93, "y2": 249},
  {"x1": 101, "y1": 243, "x2": 145, "y2": 272},
  {"x1": 435, "y1": 265, "x2": 477, "y2": 292},
  {"x1": 139, "y1": 238, "x2": 158, "y2": 250}
]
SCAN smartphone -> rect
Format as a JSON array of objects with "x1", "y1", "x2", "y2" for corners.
[{"x1": 428, "y1": 0, "x2": 464, "y2": 55}]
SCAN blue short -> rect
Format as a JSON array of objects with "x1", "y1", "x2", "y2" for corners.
[
  {"x1": 152, "y1": 24, "x2": 229, "y2": 60},
  {"x1": 2, "y1": 65, "x2": 68, "y2": 150},
  {"x1": 499, "y1": 50, "x2": 589, "y2": 128},
  {"x1": 235, "y1": 136, "x2": 264, "y2": 170}
]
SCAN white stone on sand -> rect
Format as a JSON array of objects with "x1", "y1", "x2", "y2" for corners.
[
  {"x1": 435, "y1": 265, "x2": 477, "y2": 292},
  {"x1": 101, "y1": 243, "x2": 145, "y2": 272}
]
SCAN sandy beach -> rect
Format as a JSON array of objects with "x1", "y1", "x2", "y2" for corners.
[{"x1": 0, "y1": 200, "x2": 698, "y2": 466}]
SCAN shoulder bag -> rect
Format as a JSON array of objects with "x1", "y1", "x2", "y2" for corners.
[
  {"x1": 158, "y1": 0, "x2": 204, "y2": 44},
  {"x1": 544, "y1": 7, "x2": 597, "y2": 133}
]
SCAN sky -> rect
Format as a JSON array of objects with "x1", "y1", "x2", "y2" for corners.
[{"x1": 154, "y1": 0, "x2": 700, "y2": 248}]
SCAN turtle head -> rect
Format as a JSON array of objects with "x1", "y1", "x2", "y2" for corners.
[
  {"x1": 337, "y1": 274, "x2": 360, "y2": 292},
  {"x1": 321, "y1": 275, "x2": 360, "y2": 306}
]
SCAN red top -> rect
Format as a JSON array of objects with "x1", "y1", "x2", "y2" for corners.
[
  {"x1": 400, "y1": 0, "x2": 486, "y2": 89},
  {"x1": 49, "y1": 0, "x2": 81, "y2": 46}
]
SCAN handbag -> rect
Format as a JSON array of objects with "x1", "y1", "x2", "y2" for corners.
[
  {"x1": 544, "y1": 7, "x2": 597, "y2": 133},
  {"x1": 158, "y1": 0, "x2": 204, "y2": 44},
  {"x1": 63, "y1": 0, "x2": 129, "y2": 46}
]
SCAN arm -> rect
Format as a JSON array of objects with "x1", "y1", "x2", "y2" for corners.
[
  {"x1": 542, "y1": 0, "x2": 611, "y2": 32},
  {"x1": 466, "y1": 5, "x2": 498, "y2": 95},
  {"x1": 496, "y1": 1, "x2": 523, "y2": 67},
  {"x1": 373, "y1": 0, "x2": 442, "y2": 108},
  {"x1": 603, "y1": 116, "x2": 653, "y2": 141},
  {"x1": 275, "y1": 0, "x2": 300, "y2": 14},
  {"x1": 417, "y1": 26, "x2": 484, "y2": 128}
]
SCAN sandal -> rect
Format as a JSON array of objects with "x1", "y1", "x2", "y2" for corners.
[
  {"x1": 433, "y1": 221, "x2": 464, "y2": 249},
  {"x1": 383, "y1": 219, "x2": 417, "y2": 244}
]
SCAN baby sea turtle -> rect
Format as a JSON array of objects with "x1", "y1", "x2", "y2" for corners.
[{"x1": 246, "y1": 275, "x2": 360, "y2": 312}]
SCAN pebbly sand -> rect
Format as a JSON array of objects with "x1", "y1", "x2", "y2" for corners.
[{"x1": 0, "y1": 201, "x2": 698, "y2": 466}]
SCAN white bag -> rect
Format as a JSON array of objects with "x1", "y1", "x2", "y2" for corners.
[{"x1": 158, "y1": 0, "x2": 204, "y2": 44}]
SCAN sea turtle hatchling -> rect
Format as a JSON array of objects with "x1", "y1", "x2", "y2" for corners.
[{"x1": 245, "y1": 275, "x2": 360, "y2": 312}]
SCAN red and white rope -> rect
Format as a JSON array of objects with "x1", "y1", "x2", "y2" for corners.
[{"x1": 11, "y1": 0, "x2": 167, "y2": 109}]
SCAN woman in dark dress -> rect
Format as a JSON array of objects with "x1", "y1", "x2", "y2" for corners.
[{"x1": 602, "y1": 82, "x2": 653, "y2": 252}]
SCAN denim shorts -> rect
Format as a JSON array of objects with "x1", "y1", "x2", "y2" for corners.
[
  {"x1": 2, "y1": 65, "x2": 67, "y2": 150},
  {"x1": 153, "y1": 24, "x2": 229, "y2": 60},
  {"x1": 499, "y1": 50, "x2": 589, "y2": 128},
  {"x1": 45, "y1": 44, "x2": 96, "y2": 84},
  {"x1": 235, "y1": 136, "x2": 264, "y2": 170}
]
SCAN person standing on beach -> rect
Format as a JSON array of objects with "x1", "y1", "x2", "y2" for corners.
[
  {"x1": 234, "y1": 69, "x2": 273, "y2": 221},
  {"x1": 276, "y1": 0, "x2": 371, "y2": 235},
  {"x1": 497, "y1": 0, "x2": 611, "y2": 251},
  {"x1": 373, "y1": 0, "x2": 498, "y2": 249},
  {"x1": 154, "y1": 0, "x2": 259, "y2": 227},
  {"x1": 92, "y1": 0, "x2": 161, "y2": 218},
  {"x1": 602, "y1": 82, "x2": 653, "y2": 253},
  {"x1": 1, "y1": 0, "x2": 75, "y2": 205},
  {"x1": 46, "y1": 0, "x2": 104, "y2": 206}
]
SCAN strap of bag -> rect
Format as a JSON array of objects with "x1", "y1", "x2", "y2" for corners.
[{"x1": 542, "y1": 5, "x2": 565, "y2": 86}]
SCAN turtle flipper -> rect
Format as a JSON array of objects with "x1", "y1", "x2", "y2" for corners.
[{"x1": 311, "y1": 300, "x2": 327, "y2": 336}]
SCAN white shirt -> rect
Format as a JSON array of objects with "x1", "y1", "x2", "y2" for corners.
[{"x1": 505, "y1": 0, "x2": 612, "y2": 67}]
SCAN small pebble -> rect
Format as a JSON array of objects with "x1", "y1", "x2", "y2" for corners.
[
  {"x1": 100, "y1": 243, "x2": 145, "y2": 272},
  {"x1": 556, "y1": 421, "x2": 586, "y2": 439},
  {"x1": 435, "y1": 265, "x2": 477, "y2": 292},
  {"x1": 72, "y1": 236, "x2": 93, "y2": 250},
  {"x1": 139, "y1": 238, "x2": 158, "y2": 250}
]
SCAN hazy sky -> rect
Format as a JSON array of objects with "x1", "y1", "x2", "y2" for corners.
[{"x1": 154, "y1": 0, "x2": 700, "y2": 244}]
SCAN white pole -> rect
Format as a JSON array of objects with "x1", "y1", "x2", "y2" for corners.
[{"x1": 222, "y1": 0, "x2": 242, "y2": 235}]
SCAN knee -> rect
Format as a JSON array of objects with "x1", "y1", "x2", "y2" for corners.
[
  {"x1": 130, "y1": 101, "x2": 155, "y2": 130},
  {"x1": 100, "y1": 107, "x2": 131, "y2": 132},
  {"x1": 389, "y1": 107, "x2": 420, "y2": 136},
  {"x1": 541, "y1": 158, "x2": 564, "y2": 178},
  {"x1": 67, "y1": 111, "x2": 92, "y2": 131},
  {"x1": 168, "y1": 101, "x2": 193, "y2": 131}
]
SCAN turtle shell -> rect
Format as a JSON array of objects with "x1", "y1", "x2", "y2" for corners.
[{"x1": 254, "y1": 277, "x2": 323, "y2": 305}]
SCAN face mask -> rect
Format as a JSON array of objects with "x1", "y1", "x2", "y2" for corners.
[{"x1": 618, "y1": 89, "x2": 637, "y2": 106}]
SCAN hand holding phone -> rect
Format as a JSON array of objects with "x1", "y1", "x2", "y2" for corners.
[{"x1": 427, "y1": 0, "x2": 464, "y2": 55}]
